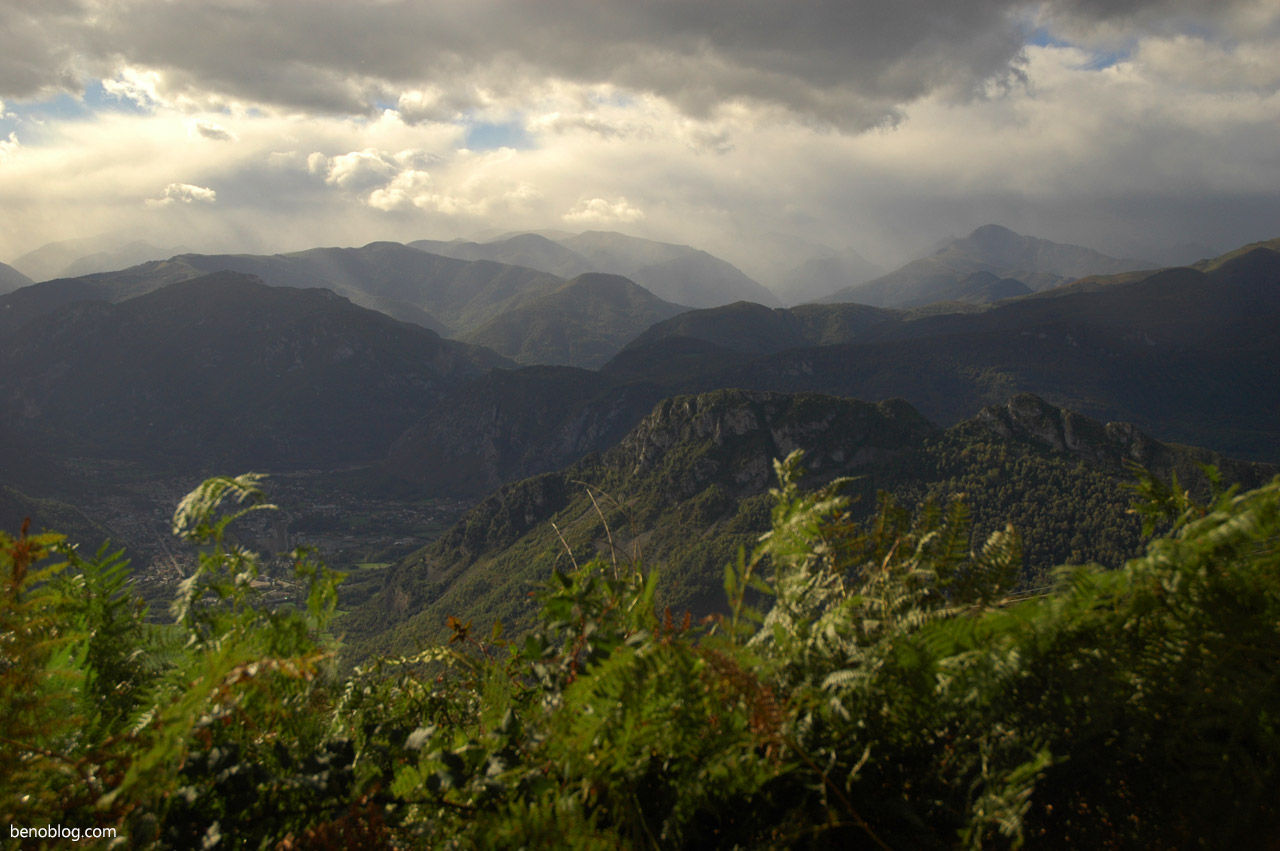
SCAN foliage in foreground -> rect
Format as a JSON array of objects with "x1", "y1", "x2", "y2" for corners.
[{"x1": 2, "y1": 458, "x2": 1279, "y2": 848}]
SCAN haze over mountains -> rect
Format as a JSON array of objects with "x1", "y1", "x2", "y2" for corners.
[
  {"x1": 821, "y1": 224, "x2": 1154, "y2": 308},
  {"x1": 9, "y1": 235, "x2": 188, "y2": 283},
  {"x1": 6, "y1": 222, "x2": 1156, "y2": 317},
  {"x1": 410, "y1": 229, "x2": 781, "y2": 308}
]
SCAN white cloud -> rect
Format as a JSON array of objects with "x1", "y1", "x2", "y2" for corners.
[
  {"x1": 396, "y1": 88, "x2": 469, "y2": 124},
  {"x1": 366, "y1": 169, "x2": 434, "y2": 212},
  {"x1": 0, "y1": 131, "x2": 19, "y2": 160},
  {"x1": 366, "y1": 167, "x2": 494, "y2": 216},
  {"x1": 321, "y1": 148, "x2": 397, "y2": 189},
  {"x1": 146, "y1": 182, "x2": 216, "y2": 207},
  {"x1": 103, "y1": 67, "x2": 167, "y2": 110},
  {"x1": 562, "y1": 196, "x2": 646, "y2": 224},
  {"x1": 504, "y1": 182, "x2": 542, "y2": 204}
]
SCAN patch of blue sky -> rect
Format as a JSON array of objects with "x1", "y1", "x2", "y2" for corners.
[
  {"x1": 463, "y1": 119, "x2": 532, "y2": 151},
  {"x1": 6, "y1": 80, "x2": 150, "y2": 126},
  {"x1": 0, "y1": 91, "x2": 87, "y2": 144},
  {"x1": 8, "y1": 90, "x2": 92, "y2": 125},
  {"x1": 1081, "y1": 49, "x2": 1129, "y2": 70},
  {"x1": 1025, "y1": 26, "x2": 1072, "y2": 49},
  {"x1": 1023, "y1": 24, "x2": 1130, "y2": 70},
  {"x1": 87, "y1": 80, "x2": 155, "y2": 114}
]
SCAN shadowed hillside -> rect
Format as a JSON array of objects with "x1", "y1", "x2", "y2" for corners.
[{"x1": 0, "y1": 272, "x2": 510, "y2": 470}]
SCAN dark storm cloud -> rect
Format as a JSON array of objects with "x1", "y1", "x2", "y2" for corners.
[
  {"x1": 2, "y1": 0, "x2": 1265, "y2": 127},
  {"x1": 0, "y1": 0, "x2": 87, "y2": 98}
]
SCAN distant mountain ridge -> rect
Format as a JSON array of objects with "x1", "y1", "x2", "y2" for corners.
[
  {"x1": 414, "y1": 229, "x2": 781, "y2": 308},
  {"x1": 821, "y1": 224, "x2": 1152, "y2": 307},
  {"x1": 409, "y1": 233, "x2": 591, "y2": 279},
  {"x1": 0, "y1": 240, "x2": 717, "y2": 368},
  {"x1": 711, "y1": 245, "x2": 1280, "y2": 459},
  {"x1": 623, "y1": 301, "x2": 902, "y2": 356},
  {"x1": 10, "y1": 236, "x2": 187, "y2": 281},
  {"x1": 457, "y1": 273, "x2": 688, "y2": 368},
  {"x1": 0, "y1": 242, "x2": 566, "y2": 338}
]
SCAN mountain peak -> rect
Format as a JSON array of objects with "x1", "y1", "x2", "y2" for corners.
[{"x1": 967, "y1": 223, "x2": 1020, "y2": 241}]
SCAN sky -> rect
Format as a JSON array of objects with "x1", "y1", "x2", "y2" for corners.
[{"x1": 1, "y1": 0, "x2": 1279, "y2": 278}]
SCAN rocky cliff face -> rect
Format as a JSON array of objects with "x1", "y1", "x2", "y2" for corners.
[
  {"x1": 615, "y1": 390, "x2": 931, "y2": 495},
  {"x1": 973, "y1": 393, "x2": 1278, "y2": 491},
  {"x1": 976, "y1": 393, "x2": 1153, "y2": 465}
]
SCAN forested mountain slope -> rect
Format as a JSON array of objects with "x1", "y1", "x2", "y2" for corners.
[{"x1": 346, "y1": 389, "x2": 1275, "y2": 661}]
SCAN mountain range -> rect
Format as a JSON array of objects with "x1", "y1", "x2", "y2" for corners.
[
  {"x1": 0, "y1": 241, "x2": 697, "y2": 369},
  {"x1": 770, "y1": 247, "x2": 885, "y2": 305},
  {"x1": 4, "y1": 229, "x2": 1276, "y2": 498},
  {"x1": 9, "y1": 235, "x2": 187, "y2": 282},
  {"x1": 412, "y1": 229, "x2": 782, "y2": 308},
  {"x1": 367, "y1": 237, "x2": 1280, "y2": 503},
  {"x1": 1, "y1": 222, "x2": 1278, "y2": 674}
]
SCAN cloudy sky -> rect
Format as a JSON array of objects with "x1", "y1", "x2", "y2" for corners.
[{"x1": 2, "y1": 0, "x2": 1278, "y2": 276}]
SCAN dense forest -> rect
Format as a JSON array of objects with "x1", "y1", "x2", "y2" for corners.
[{"x1": 4, "y1": 457, "x2": 1278, "y2": 848}]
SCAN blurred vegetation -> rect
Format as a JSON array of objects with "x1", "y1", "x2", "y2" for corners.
[{"x1": 3, "y1": 457, "x2": 1279, "y2": 848}]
